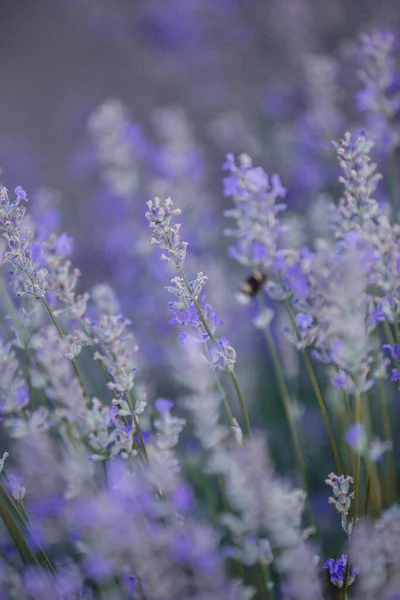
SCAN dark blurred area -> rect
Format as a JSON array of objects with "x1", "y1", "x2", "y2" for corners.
[{"x1": 1, "y1": 0, "x2": 399, "y2": 200}]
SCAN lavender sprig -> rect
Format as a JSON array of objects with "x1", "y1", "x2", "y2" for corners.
[
  {"x1": 146, "y1": 196, "x2": 251, "y2": 436},
  {"x1": 357, "y1": 31, "x2": 400, "y2": 152}
]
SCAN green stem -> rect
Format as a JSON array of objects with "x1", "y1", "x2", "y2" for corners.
[
  {"x1": 262, "y1": 324, "x2": 308, "y2": 492},
  {"x1": 178, "y1": 266, "x2": 251, "y2": 436},
  {"x1": 0, "y1": 279, "x2": 24, "y2": 331},
  {"x1": 214, "y1": 378, "x2": 235, "y2": 427},
  {"x1": 365, "y1": 458, "x2": 382, "y2": 516},
  {"x1": 303, "y1": 350, "x2": 343, "y2": 475},
  {"x1": 363, "y1": 478, "x2": 371, "y2": 517},
  {"x1": 230, "y1": 371, "x2": 251, "y2": 438},
  {"x1": 97, "y1": 361, "x2": 146, "y2": 463},
  {"x1": 284, "y1": 298, "x2": 342, "y2": 474},
  {"x1": 343, "y1": 391, "x2": 353, "y2": 421},
  {"x1": 383, "y1": 320, "x2": 396, "y2": 347},
  {"x1": 42, "y1": 296, "x2": 90, "y2": 407},
  {"x1": 393, "y1": 317, "x2": 400, "y2": 347},
  {"x1": 378, "y1": 378, "x2": 396, "y2": 504},
  {"x1": 352, "y1": 393, "x2": 362, "y2": 527},
  {"x1": 342, "y1": 393, "x2": 363, "y2": 598},
  {"x1": 131, "y1": 406, "x2": 149, "y2": 462}
]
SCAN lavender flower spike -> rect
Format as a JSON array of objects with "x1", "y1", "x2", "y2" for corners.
[
  {"x1": 145, "y1": 196, "x2": 236, "y2": 373},
  {"x1": 324, "y1": 554, "x2": 358, "y2": 589},
  {"x1": 223, "y1": 153, "x2": 287, "y2": 273},
  {"x1": 146, "y1": 196, "x2": 187, "y2": 268},
  {"x1": 146, "y1": 196, "x2": 251, "y2": 435},
  {"x1": 357, "y1": 30, "x2": 400, "y2": 150}
]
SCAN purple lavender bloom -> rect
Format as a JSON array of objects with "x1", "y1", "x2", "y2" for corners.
[
  {"x1": 54, "y1": 233, "x2": 73, "y2": 257},
  {"x1": 345, "y1": 423, "x2": 368, "y2": 453},
  {"x1": 383, "y1": 343, "x2": 400, "y2": 360},
  {"x1": 284, "y1": 265, "x2": 310, "y2": 299},
  {"x1": 16, "y1": 385, "x2": 29, "y2": 406},
  {"x1": 14, "y1": 186, "x2": 28, "y2": 202},
  {"x1": 357, "y1": 30, "x2": 400, "y2": 150},
  {"x1": 123, "y1": 572, "x2": 137, "y2": 598},
  {"x1": 108, "y1": 405, "x2": 119, "y2": 426},
  {"x1": 324, "y1": 554, "x2": 358, "y2": 588},
  {"x1": 171, "y1": 483, "x2": 195, "y2": 512},
  {"x1": 332, "y1": 371, "x2": 347, "y2": 388},
  {"x1": 295, "y1": 313, "x2": 313, "y2": 332},
  {"x1": 155, "y1": 397, "x2": 174, "y2": 412},
  {"x1": 391, "y1": 368, "x2": 400, "y2": 382},
  {"x1": 223, "y1": 153, "x2": 287, "y2": 273},
  {"x1": 83, "y1": 554, "x2": 112, "y2": 582}
]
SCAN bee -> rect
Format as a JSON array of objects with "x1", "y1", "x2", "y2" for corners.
[{"x1": 236, "y1": 271, "x2": 266, "y2": 304}]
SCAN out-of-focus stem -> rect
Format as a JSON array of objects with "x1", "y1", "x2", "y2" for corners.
[
  {"x1": 363, "y1": 478, "x2": 371, "y2": 516},
  {"x1": 128, "y1": 391, "x2": 149, "y2": 462},
  {"x1": 342, "y1": 393, "x2": 362, "y2": 598},
  {"x1": 378, "y1": 377, "x2": 396, "y2": 504},
  {"x1": 383, "y1": 321, "x2": 396, "y2": 347},
  {"x1": 352, "y1": 393, "x2": 362, "y2": 528},
  {"x1": 42, "y1": 296, "x2": 90, "y2": 407},
  {"x1": 0, "y1": 279, "x2": 25, "y2": 332},
  {"x1": 230, "y1": 370, "x2": 251, "y2": 438},
  {"x1": 178, "y1": 266, "x2": 251, "y2": 436},
  {"x1": 303, "y1": 350, "x2": 343, "y2": 475},
  {"x1": 214, "y1": 378, "x2": 235, "y2": 426},
  {"x1": 261, "y1": 318, "x2": 308, "y2": 492},
  {"x1": 284, "y1": 299, "x2": 343, "y2": 475},
  {"x1": 365, "y1": 458, "x2": 382, "y2": 515},
  {"x1": 343, "y1": 391, "x2": 353, "y2": 421}
]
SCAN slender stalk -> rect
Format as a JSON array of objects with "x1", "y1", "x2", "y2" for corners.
[
  {"x1": 131, "y1": 407, "x2": 149, "y2": 462},
  {"x1": 178, "y1": 266, "x2": 251, "y2": 436},
  {"x1": 284, "y1": 299, "x2": 343, "y2": 474},
  {"x1": 97, "y1": 361, "x2": 146, "y2": 463},
  {"x1": 383, "y1": 320, "x2": 396, "y2": 347},
  {"x1": 343, "y1": 391, "x2": 353, "y2": 421},
  {"x1": 0, "y1": 278, "x2": 25, "y2": 331},
  {"x1": 42, "y1": 296, "x2": 90, "y2": 407},
  {"x1": 262, "y1": 323, "x2": 308, "y2": 492},
  {"x1": 364, "y1": 458, "x2": 382, "y2": 516},
  {"x1": 363, "y1": 478, "x2": 371, "y2": 516},
  {"x1": 342, "y1": 393, "x2": 362, "y2": 599},
  {"x1": 331, "y1": 397, "x2": 352, "y2": 476},
  {"x1": 214, "y1": 378, "x2": 235, "y2": 426},
  {"x1": 303, "y1": 350, "x2": 343, "y2": 475},
  {"x1": 393, "y1": 317, "x2": 400, "y2": 347},
  {"x1": 230, "y1": 370, "x2": 251, "y2": 438},
  {"x1": 257, "y1": 563, "x2": 274, "y2": 600},
  {"x1": 378, "y1": 378, "x2": 396, "y2": 503},
  {"x1": 352, "y1": 393, "x2": 362, "y2": 529}
]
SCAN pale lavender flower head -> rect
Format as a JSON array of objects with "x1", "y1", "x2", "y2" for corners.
[
  {"x1": 352, "y1": 504, "x2": 400, "y2": 598},
  {"x1": 357, "y1": 30, "x2": 400, "y2": 150},
  {"x1": 223, "y1": 153, "x2": 287, "y2": 272},
  {"x1": 345, "y1": 423, "x2": 368, "y2": 453},
  {"x1": 325, "y1": 472, "x2": 354, "y2": 535},
  {"x1": 155, "y1": 397, "x2": 174, "y2": 413},
  {"x1": 14, "y1": 186, "x2": 28, "y2": 203}
]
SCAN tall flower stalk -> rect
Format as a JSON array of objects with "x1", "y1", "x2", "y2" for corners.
[{"x1": 146, "y1": 196, "x2": 251, "y2": 437}]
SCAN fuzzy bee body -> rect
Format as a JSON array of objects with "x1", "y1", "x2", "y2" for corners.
[{"x1": 237, "y1": 271, "x2": 266, "y2": 304}]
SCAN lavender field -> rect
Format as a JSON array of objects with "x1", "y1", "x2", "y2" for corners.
[{"x1": 1, "y1": 1, "x2": 400, "y2": 598}]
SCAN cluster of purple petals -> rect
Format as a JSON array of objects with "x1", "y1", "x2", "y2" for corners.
[{"x1": 323, "y1": 554, "x2": 358, "y2": 588}]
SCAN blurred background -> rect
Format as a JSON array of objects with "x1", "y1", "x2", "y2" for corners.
[{"x1": 1, "y1": 0, "x2": 400, "y2": 553}]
